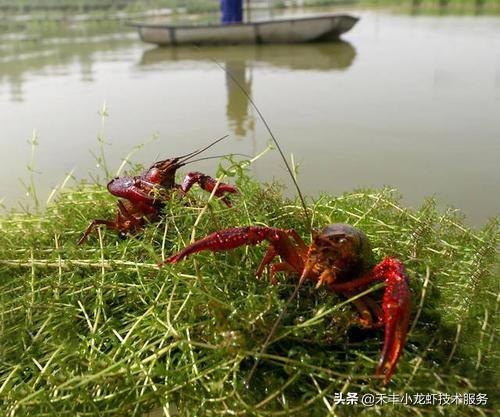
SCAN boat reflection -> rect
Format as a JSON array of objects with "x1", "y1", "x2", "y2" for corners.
[
  {"x1": 139, "y1": 42, "x2": 356, "y2": 137},
  {"x1": 140, "y1": 41, "x2": 356, "y2": 71}
]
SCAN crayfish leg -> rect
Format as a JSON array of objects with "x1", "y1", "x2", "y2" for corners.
[
  {"x1": 375, "y1": 257, "x2": 411, "y2": 384},
  {"x1": 349, "y1": 295, "x2": 376, "y2": 328},
  {"x1": 256, "y1": 245, "x2": 278, "y2": 279},
  {"x1": 269, "y1": 262, "x2": 297, "y2": 285},
  {"x1": 78, "y1": 220, "x2": 118, "y2": 245},
  {"x1": 289, "y1": 230, "x2": 309, "y2": 253}
]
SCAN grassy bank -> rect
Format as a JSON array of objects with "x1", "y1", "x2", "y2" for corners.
[
  {"x1": 0, "y1": 158, "x2": 498, "y2": 416},
  {"x1": 0, "y1": 0, "x2": 220, "y2": 14},
  {"x1": 2, "y1": 0, "x2": 500, "y2": 15}
]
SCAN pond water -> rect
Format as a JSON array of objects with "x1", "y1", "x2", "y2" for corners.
[{"x1": 1, "y1": 5, "x2": 499, "y2": 226}]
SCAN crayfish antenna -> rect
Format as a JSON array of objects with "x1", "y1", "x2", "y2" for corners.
[
  {"x1": 177, "y1": 135, "x2": 230, "y2": 165},
  {"x1": 375, "y1": 257, "x2": 411, "y2": 384},
  {"x1": 202, "y1": 50, "x2": 312, "y2": 388},
  {"x1": 245, "y1": 245, "x2": 315, "y2": 386},
  {"x1": 204, "y1": 54, "x2": 311, "y2": 231},
  {"x1": 186, "y1": 153, "x2": 252, "y2": 164}
]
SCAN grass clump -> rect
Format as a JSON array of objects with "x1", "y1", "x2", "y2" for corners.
[{"x1": 0, "y1": 159, "x2": 498, "y2": 416}]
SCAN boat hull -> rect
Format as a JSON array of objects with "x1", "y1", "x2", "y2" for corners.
[{"x1": 130, "y1": 14, "x2": 358, "y2": 46}]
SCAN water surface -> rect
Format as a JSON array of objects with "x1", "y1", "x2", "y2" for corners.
[{"x1": 1, "y1": 7, "x2": 499, "y2": 225}]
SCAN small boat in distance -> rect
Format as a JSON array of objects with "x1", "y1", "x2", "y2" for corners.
[{"x1": 129, "y1": 14, "x2": 358, "y2": 46}]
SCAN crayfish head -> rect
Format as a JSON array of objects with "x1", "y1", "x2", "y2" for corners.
[
  {"x1": 107, "y1": 177, "x2": 135, "y2": 198},
  {"x1": 144, "y1": 158, "x2": 183, "y2": 188},
  {"x1": 311, "y1": 224, "x2": 373, "y2": 278}
]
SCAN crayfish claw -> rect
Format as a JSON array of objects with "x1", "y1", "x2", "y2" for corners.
[
  {"x1": 159, "y1": 227, "x2": 279, "y2": 268},
  {"x1": 374, "y1": 257, "x2": 411, "y2": 384}
]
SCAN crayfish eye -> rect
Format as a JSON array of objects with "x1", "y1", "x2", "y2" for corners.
[
  {"x1": 330, "y1": 235, "x2": 347, "y2": 245},
  {"x1": 118, "y1": 232, "x2": 128, "y2": 240},
  {"x1": 148, "y1": 168, "x2": 160, "y2": 183}
]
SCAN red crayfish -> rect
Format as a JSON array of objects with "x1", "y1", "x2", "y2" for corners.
[
  {"x1": 161, "y1": 223, "x2": 411, "y2": 384},
  {"x1": 78, "y1": 136, "x2": 238, "y2": 244}
]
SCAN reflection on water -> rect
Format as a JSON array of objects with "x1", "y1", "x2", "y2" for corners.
[
  {"x1": 225, "y1": 61, "x2": 253, "y2": 137},
  {"x1": 139, "y1": 41, "x2": 356, "y2": 71},
  {"x1": 139, "y1": 42, "x2": 356, "y2": 137},
  {"x1": 0, "y1": 33, "x2": 136, "y2": 101}
]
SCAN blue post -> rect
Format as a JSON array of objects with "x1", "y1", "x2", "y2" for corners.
[{"x1": 221, "y1": 0, "x2": 243, "y2": 24}]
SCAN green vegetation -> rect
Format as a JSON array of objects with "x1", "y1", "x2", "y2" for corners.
[
  {"x1": 268, "y1": 0, "x2": 500, "y2": 15},
  {"x1": 0, "y1": 0, "x2": 498, "y2": 29},
  {"x1": 303, "y1": 0, "x2": 357, "y2": 7},
  {"x1": 0, "y1": 0, "x2": 220, "y2": 14},
  {"x1": 2, "y1": 0, "x2": 500, "y2": 15},
  {"x1": 0, "y1": 153, "x2": 498, "y2": 416}
]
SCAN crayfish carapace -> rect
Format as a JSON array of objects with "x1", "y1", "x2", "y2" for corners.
[
  {"x1": 161, "y1": 223, "x2": 411, "y2": 384},
  {"x1": 78, "y1": 136, "x2": 238, "y2": 244}
]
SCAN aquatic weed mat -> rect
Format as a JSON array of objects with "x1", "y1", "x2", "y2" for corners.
[{"x1": 0, "y1": 170, "x2": 498, "y2": 416}]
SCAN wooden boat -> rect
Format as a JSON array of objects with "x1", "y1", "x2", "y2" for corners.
[{"x1": 129, "y1": 14, "x2": 358, "y2": 46}]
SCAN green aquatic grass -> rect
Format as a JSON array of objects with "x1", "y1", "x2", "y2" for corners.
[{"x1": 0, "y1": 159, "x2": 498, "y2": 416}]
